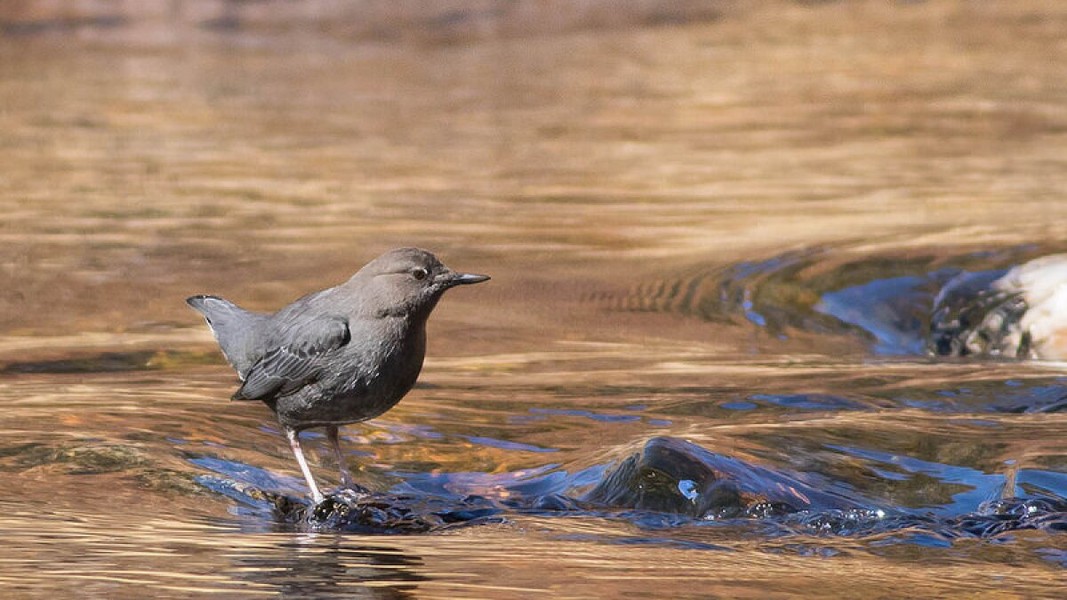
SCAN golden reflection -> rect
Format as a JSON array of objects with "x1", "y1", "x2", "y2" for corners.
[{"x1": 2, "y1": 1, "x2": 1067, "y2": 597}]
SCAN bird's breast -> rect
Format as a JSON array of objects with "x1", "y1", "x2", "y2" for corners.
[{"x1": 275, "y1": 320, "x2": 427, "y2": 429}]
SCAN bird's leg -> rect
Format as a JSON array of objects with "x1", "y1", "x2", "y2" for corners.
[
  {"x1": 286, "y1": 428, "x2": 324, "y2": 504},
  {"x1": 326, "y1": 424, "x2": 353, "y2": 488}
]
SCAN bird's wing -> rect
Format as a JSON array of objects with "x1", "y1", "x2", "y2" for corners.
[{"x1": 232, "y1": 315, "x2": 351, "y2": 401}]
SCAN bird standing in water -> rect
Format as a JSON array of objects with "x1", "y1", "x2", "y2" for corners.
[{"x1": 187, "y1": 248, "x2": 490, "y2": 503}]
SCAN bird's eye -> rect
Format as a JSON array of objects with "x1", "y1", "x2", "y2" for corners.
[{"x1": 411, "y1": 268, "x2": 429, "y2": 281}]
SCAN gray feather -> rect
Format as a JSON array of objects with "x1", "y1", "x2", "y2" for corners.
[
  {"x1": 186, "y1": 295, "x2": 269, "y2": 380},
  {"x1": 233, "y1": 316, "x2": 351, "y2": 401}
]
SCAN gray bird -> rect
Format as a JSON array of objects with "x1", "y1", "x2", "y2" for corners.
[{"x1": 187, "y1": 247, "x2": 490, "y2": 503}]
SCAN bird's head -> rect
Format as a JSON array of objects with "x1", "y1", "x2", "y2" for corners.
[{"x1": 352, "y1": 247, "x2": 490, "y2": 319}]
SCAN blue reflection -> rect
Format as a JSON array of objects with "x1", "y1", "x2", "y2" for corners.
[
  {"x1": 748, "y1": 393, "x2": 869, "y2": 411},
  {"x1": 189, "y1": 455, "x2": 295, "y2": 491},
  {"x1": 816, "y1": 275, "x2": 930, "y2": 355},
  {"x1": 530, "y1": 407, "x2": 642, "y2": 423},
  {"x1": 461, "y1": 435, "x2": 557, "y2": 453},
  {"x1": 826, "y1": 444, "x2": 1004, "y2": 516}
]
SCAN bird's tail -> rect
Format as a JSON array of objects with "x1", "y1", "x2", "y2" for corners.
[{"x1": 186, "y1": 295, "x2": 267, "y2": 381}]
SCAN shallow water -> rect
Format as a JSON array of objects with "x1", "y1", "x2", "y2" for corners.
[{"x1": 2, "y1": 1, "x2": 1067, "y2": 597}]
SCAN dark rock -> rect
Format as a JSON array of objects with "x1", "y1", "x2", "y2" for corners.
[{"x1": 582, "y1": 436, "x2": 864, "y2": 519}]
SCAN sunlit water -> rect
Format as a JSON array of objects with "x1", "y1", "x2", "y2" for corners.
[{"x1": 2, "y1": 2, "x2": 1067, "y2": 597}]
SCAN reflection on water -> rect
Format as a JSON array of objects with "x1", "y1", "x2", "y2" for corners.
[
  {"x1": 5, "y1": 347, "x2": 1064, "y2": 595},
  {"x1": 232, "y1": 538, "x2": 425, "y2": 599},
  {"x1": 3, "y1": 0, "x2": 1067, "y2": 597}
]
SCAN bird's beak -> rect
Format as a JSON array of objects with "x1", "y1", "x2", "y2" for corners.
[{"x1": 447, "y1": 272, "x2": 491, "y2": 286}]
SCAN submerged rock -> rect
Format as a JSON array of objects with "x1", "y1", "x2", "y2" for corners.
[
  {"x1": 196, "y1": 436, "x2": 1065, "y2": 539},
  {"x1": 196, "y1": 476, "x2": 504, "y2": 534},
  {"x1": 950, "y1": 496, "x2": 1067, "y2": 538},
  {"x1": 1, "y1": 441, "x2": 148, "y2": 474},
  {"x1": 814, "y1": 251, "x2": 1067, "y2": 359},
  {"x1": 579, "y1": 437, "x2": 1067, "y2": 539},
  {"x1": 600, "y1": 247, "x2": 1067, "y2": 360},
  {"x1": 284, "y1": 489, "x2": 503, "y2": 534},
  {"x1": 582, "y1": 436, "x2": 865, "y2": 519},
  {"x1": 928, "y1": 269, "x2": 1029, "y2": 357},
  {"x1": 993, "y1": 254, "x2": 1067, "y2": 359}
]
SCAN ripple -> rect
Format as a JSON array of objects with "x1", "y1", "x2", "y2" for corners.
[{"x1": 596, "y1": 244, "x2": 1067, "y2": 359}]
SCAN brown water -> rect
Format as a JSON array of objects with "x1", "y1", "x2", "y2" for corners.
[{"x1": 2, "y1": 1, "x2": 1067, "y2": 597}]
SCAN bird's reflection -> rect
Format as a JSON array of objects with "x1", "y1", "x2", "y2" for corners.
[{"x1": 230, "y1": 534, "x2": 426, "y2": 599}]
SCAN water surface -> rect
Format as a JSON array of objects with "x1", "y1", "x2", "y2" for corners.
[{"x1": 2, "y1": 1, "x2": 1066, "y2": 597}]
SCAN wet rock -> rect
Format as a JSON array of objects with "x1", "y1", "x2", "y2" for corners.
[
  {"x1": 928, "y1": 269, "x2": 1031, "y2": 358},
  {"x1": 274, "y1": 489, "x2": 504, "y2": 534},
  {"x1": 582, "y1": 436, "x2": 864, "y2": 519},
  {"x1": 605, "y1": 247, "x2": 1067, "y2": 359},
  {"x1": 950, "y1": 496, "x2": 1067, "y2": 538},
  {"x1": 196, "y1": 475, "x2": 503, "y2": 534},
  {"x1": 194, "y1": 437, "x2": 1066, "y2": 540}
]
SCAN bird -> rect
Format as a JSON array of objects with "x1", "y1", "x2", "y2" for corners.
[{"x1": 186, "y1": 247, "x2": 490, "y2": 503}]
